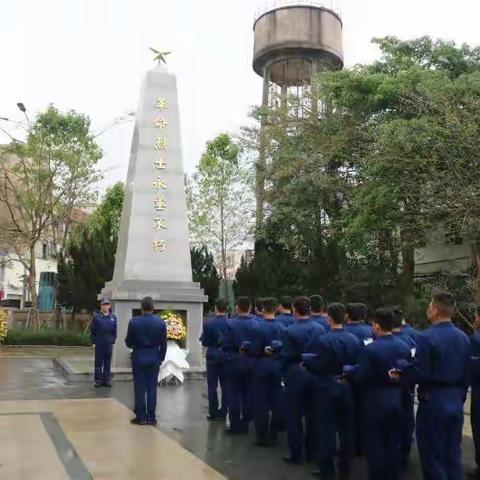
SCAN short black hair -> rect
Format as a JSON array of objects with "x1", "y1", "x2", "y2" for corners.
[
  {"x1": 310, "y1": 295, "x2": 324, "y2": 313},
  {"x1": 215, "y1": 298, "x2": 228, "y2": 313},
  {"x1": 279, "y1": 296, "x2": 293, "y2": 310},
  {"x1": 432, "y1": 291, "x2": 456, "y2": 318},
  {"x1": 346, "y1": 303, "x2": 366, "y2": 322},
  {"x1": 374, "y1": 307, "x2": 394, "y2": 332},
  {"x1": 262, "y1": 298, "x2": 277, "y2": 314},
  {"x1": 255, "y1": 298, "x2": 265, "y2": 312},
  {"x1": 392, "y1": 305, "x2": 404, "y2": 329},
  {"x1": 141, "y1": 296, "x2": 154, "y2": 312},
  {"x1": 328, "y1": 303, "x2": 346, "y2": 325},
  {"x1": 294, "y1": 297, "x2": 311, "y2": 316},
  {"x1": 236, "y1": 297, "x2": 251, "y2": 314}
]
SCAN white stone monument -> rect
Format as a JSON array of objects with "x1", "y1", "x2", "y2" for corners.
[{"x1": 102, "y1": 56, "x2": 207, "y2": 369}]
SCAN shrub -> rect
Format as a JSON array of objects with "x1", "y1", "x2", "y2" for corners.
[
  {"x1": 5, "y1": 329, "x2": 91, "y2": 346},
  {"x1": 0, "y1": 310, "x2": 7, "y2": 344}
]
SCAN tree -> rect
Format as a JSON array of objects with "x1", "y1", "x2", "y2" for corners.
[
  {"x1": 57, "y1": 183, "x2": 124, "y2": 313},
  {"x1": 0, "y1": 106, "x2": 101, "y2": 318},
  {"x1": 190, "y1": 246, "x2": 220, "y2": 312},
  {"x1": 186, "y1": 133, "x2": 254, "y2": 280}
]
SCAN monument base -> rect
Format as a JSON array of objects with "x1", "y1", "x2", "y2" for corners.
[{"x1": 101, "y1": 280, "x2": 207, "y2": 369}]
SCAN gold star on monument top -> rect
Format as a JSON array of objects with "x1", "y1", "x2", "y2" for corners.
[
  {"x1": 154, "y1": 137, "x2": 168, "y2": 151},
  {"x1": 154, "y1": 117, "x2": 168, "y2": 129},
  {"x1": 153, "y1": 239, "x2": 166, "y2": 252},
  {"x1": 155, "y1": 98, "x2": 168, "y2": 110},
  {"x1": 154, "y1": 158, "x2": 167, "y2": 170},
  {"x1": 154, "y1": 217, "x2": 167, "y2": 231},
  {"x1": 150, "y1": 48, "x2": 171, "y2": 65},
  {"x1": 153, "y1": 177, "x2": 167, "y2": 189},
  {"x1": 154, "y1": 195, "x2": 167, "y2": 211}
]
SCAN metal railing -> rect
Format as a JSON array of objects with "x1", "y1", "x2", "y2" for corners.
[{"x1": 254, "y1": 0, "x2": 341, "y2": 23}]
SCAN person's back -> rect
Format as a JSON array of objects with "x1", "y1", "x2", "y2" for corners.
[
  {"x1": 283, "y1": 317, "x2": 326, "y2": 365},
  {"x1": 125, "y1": 297, "x2": 167, "y2": 426},
  {"x1": 470, "y1": 310, "x2": 480, "y2": 480},
  {"x1": 345, "y1": 303, "x2": 373, "y2": 344},
  {"x1": 310, "y1": 295, "x2": 330, "y2": 332},
  {"x1": 400, "y1": 323, "x2": 419, "y2": 342}
]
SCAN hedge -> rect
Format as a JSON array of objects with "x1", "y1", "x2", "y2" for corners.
[{"x1": 4, "y1": 329, "x2": 91, "y2": 347}]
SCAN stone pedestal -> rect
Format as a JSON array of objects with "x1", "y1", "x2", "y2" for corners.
[{"x1": 102, "y1": 64, "x2": 207, "y2": 368}]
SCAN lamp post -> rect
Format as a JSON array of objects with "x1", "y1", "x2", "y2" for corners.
[{"x1": 16, "y1": 102, "x2": 31, "y2": 126}]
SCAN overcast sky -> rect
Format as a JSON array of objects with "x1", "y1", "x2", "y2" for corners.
[{"x1": 1, "y1": 0, "x2": 480, "y2": 193}]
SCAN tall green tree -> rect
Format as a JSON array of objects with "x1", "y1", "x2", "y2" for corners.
[
  {"x1": 0, "y1": 106, "x2": 101, "y2": 314},
  {"x1": 190, "y1": 246, "x2": 220, "y2": 312},
  {"x1": 186, "y1": 133, "x2": 254, "y2": 280}
]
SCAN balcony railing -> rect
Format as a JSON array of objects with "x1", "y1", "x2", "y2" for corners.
[{"x1": 254, "y1": 0, "x2": 341, "y2": 23}]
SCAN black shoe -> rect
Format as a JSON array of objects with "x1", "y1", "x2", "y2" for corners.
[
  {"x1": 311, "y1": 470, "x2": 335, "y2": 479},
  {"x1": 94, "y1": 383, "x2": 102, "y2": 388},
  {"x1": 207, "y1": 414, "x2": 225, "y2": 421},
  {"x1": 225, "y1": 427, "x2": 247, "y2": 435},
  {"x1": 146, "y1": 419, "x2": 157, "y2": 426},
  {"x1": 103, "y1": 382, "x2": 112, "y2": 388},
  {"x1": 254, "y1": 440, "x2": 271, "y2": 447},
  {"x1": 130, "y1": 418, "x2": 147, "y2": 425},
  {"x1": 283, "y1": 455, "x2": 303, "y2": 465}
]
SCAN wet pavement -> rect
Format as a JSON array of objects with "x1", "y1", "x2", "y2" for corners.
[{"x1": 0, "y1": 357, "x2": 476, "y2": 480}]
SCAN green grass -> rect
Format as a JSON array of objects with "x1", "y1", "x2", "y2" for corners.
[{"x1": 5, "y1": 329, "x2": 91, "y2": 347}]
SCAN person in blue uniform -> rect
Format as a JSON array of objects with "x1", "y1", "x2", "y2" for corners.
[
  {"x1": 399, "y1": 317, "x2": 420, "y2": 342},
  {"x1": 345, "y1": 303, "x2": 373, "y2": 343},
  {"x1": 252, "y1": 297, "x2": 285, "y2": 447},
  {"x1": 392, "y1": 305, "x2": 417, "y2": 475},
  {"x1": 282, "y1": 297, "x2": 326, "y2": 464},
  {"x1": 201, "y1": 298, "x2": 229, "y2": 421},
  {"x1": 304, "y1": 302, "x2": 361, "y2": 480},
  {"x1": 276, "y1": 296, "x2": 295, "y2": 328},
  {"x1": 125, "y1": 296, "x2": 167, "y2": 426},
  {"x1": 392, "y1": 292, "x2": 470, "y2": 480},
  {"x1": 91, "y1": 299, "x2": 117, "y2": 388},
  {"x1": 352, "y1": 307, "x2": 412, "y2": 480},
  {"x1": 310, "y1": 295, "x2": 329, "y2": 331},
  {"x1": 223, "y1": 297, "x2": 260, "y2": 434},
  {"x1": 469, "y1": 307, "x2": 480, "y2": 480}
]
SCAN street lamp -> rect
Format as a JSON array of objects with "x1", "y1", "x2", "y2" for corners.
[{"x1": 16, "y1": 102, "x2": 31, "y2": 125}]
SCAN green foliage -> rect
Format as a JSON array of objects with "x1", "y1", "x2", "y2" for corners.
[
  {"x1": 190, "y1": 246, "x2": 220, "y2": 311},
  {"x1": 5, "y1": 329, "x2": 91, "y2": 346}
]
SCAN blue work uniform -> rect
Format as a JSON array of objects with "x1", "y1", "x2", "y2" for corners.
[
  {"x1": 282, "y1": 319, "x2": 326, "y2": 462},
  {"x1": 400, "y1": 323, "x2": 420, "y2": 342},
  {"x1": 354, "y1": 335, "x2": 412, "y2": 480},
  {"x1": 252, "y1": 317, "x2": 285, "y2": 443},
  {"x1": 276, "y1": 312, "x2": 295, "y2": 328},
  {"x1": 125, "y1": 313, "x2": 167, "y2": 423},
  {"x1": 311, "y1": 314, "x2": 330, "y2": 332},
  {"x1": 344, "y1": 321, "x2": 373, "y2": 455},
  {"x1": 392, "y1": 330, "x2": 417, "y2": 473},
  {"x1": 305, "y1": 328, "x2": 361, "y2": 478},
  {"x1": 222, "y1": 314, "x2": 260, "y2": 433},
  {"x1": 201, "y1": 314, "x2": 229, "y2": 418},
  {"x1": 398, "y1": 321, "x2": 470, "y2": 480},
  {"x1": 91, "y1": 311, "x2": 117, "y2": 385},
  {"x1": 471, "y1": 331, "x2": 480, "y2": 473}
]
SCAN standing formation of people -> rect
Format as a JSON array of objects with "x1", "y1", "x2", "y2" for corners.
[{"x1": 202, "y1": 292, "x2": 478, "y2": 480}]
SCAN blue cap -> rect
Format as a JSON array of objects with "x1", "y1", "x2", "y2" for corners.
[{"x1": 101, "y1": 299, "x2": 110, "y2": 305}]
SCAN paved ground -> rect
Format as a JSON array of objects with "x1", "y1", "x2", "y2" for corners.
[{"x1": 0, "y1": 354, "x2": 476, "y2": 479}]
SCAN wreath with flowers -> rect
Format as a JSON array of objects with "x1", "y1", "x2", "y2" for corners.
[
  {"x1": 0, "y1": 310, "x2": 8, "y2": 345},
  {"x1": 161, "y1": 309, "x2": 187, "y2": 345}
]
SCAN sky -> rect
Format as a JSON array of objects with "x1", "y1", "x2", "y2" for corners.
[{"x1": 1, "y1": 0, "x2": 480, "y2": 194}]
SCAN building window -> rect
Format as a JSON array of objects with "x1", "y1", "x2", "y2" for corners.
[{"x1": 42, "y1": 243, "x2": 48, "y2": 259}]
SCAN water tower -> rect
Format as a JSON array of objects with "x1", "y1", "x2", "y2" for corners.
[{"x1": 252, "y1": 0, "x2": 344, "y2": 232}]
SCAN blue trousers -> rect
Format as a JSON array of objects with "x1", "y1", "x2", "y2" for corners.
[
  {"x1": 400, "y1": 389, "x2": 415, "y2": 473},
  {"x1": 253, "y1": 357, "x2": 283, "y2": 442},
  {"x1": 314, "y1": 379, "x2": 354, "y2": 477},
  {"x1": 416, "y1": 388, "x2": 464, "y2": 480},
  {"x1": 132, "y1": 350, "x2": 161, "y2": 422},
  {"x1": 206, "y1": 361, "x2": 227, "y2": 418},
  {"x1": 94, "y1": 343, "x2": 113, "y2": 384},
  {"x1": 472, "y1": 386, "x2": 480, "y2": 470},
  {"x1": 284, "y1": 364, "x2": 316, "y2": 461},
  {"x1": 226, "y1": 357, "x2": 255, "y2": 432},
  {"x1": 363, "y1": 388, "x2": 403, "y2": 480}
]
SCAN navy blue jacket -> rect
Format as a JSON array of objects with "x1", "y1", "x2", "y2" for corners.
[
  {"x1": 201, "y1": 314, "x2": 229, "y2": 363},
  {"x1": 398, "y1": 321, "x2": 470, "y2": 398},
  {"x1": 91, "y1": 312, "x2": 117, "y2": 345},
  {"x1": 125, "y1": 313, "x2": 167, "y2": 363},
  {"x1": 471, "y1": 331, "x2": 480, "y2": 388},
  {"x1": 222, "y1": 314, "x2": 260, "y2": 359},
  {"x1": 304, "y1": 328, "x2": 361, "y2": 380},
  {"x1": 311, "y1": 314, "x2": 330, "y2": 332},
  {"x1": 392, "y1": 330, "x2": 417, "y2": 352},
  {"x1": 256, "y1": 317, "x2": 285, "y2": 358},
  {"x1": 276, "y1": 313, "x2": 295, "y2": 328},
  {"x1": 282, "y1": 318, "x2": 326, "y2": 366},
  {"x1": 400, "y1": 323, "x2": 420, "y2": 342},
  {"x1": 355, "y1": 335, "x2": 412, "y2": 388},
  {"x1": 345, "y1": 322, "x2": 373, "y2": 344}
]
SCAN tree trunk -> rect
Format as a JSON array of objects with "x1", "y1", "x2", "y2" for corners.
[
  {"x1": 28, "y1": 244, "x2": 39, "y2": 328},
  {"x1": 399, "y1": 229, "x2": 415, "y2": 305},
  {"x1": 471, "y1": 241, "x2": 480, "y2": 277}
]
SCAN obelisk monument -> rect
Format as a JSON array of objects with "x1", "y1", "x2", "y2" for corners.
[{"x1": 102, "y1": 52, "x2": 207, "y2": 368}]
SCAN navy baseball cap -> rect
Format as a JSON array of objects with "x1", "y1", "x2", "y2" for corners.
[{"x1": 101, "y1": 299, "x2": 111, "y2": 305}]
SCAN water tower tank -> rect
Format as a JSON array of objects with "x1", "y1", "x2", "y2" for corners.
[{"x1": 253, "y1": 1, "x2": 344, "y2": 90}]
